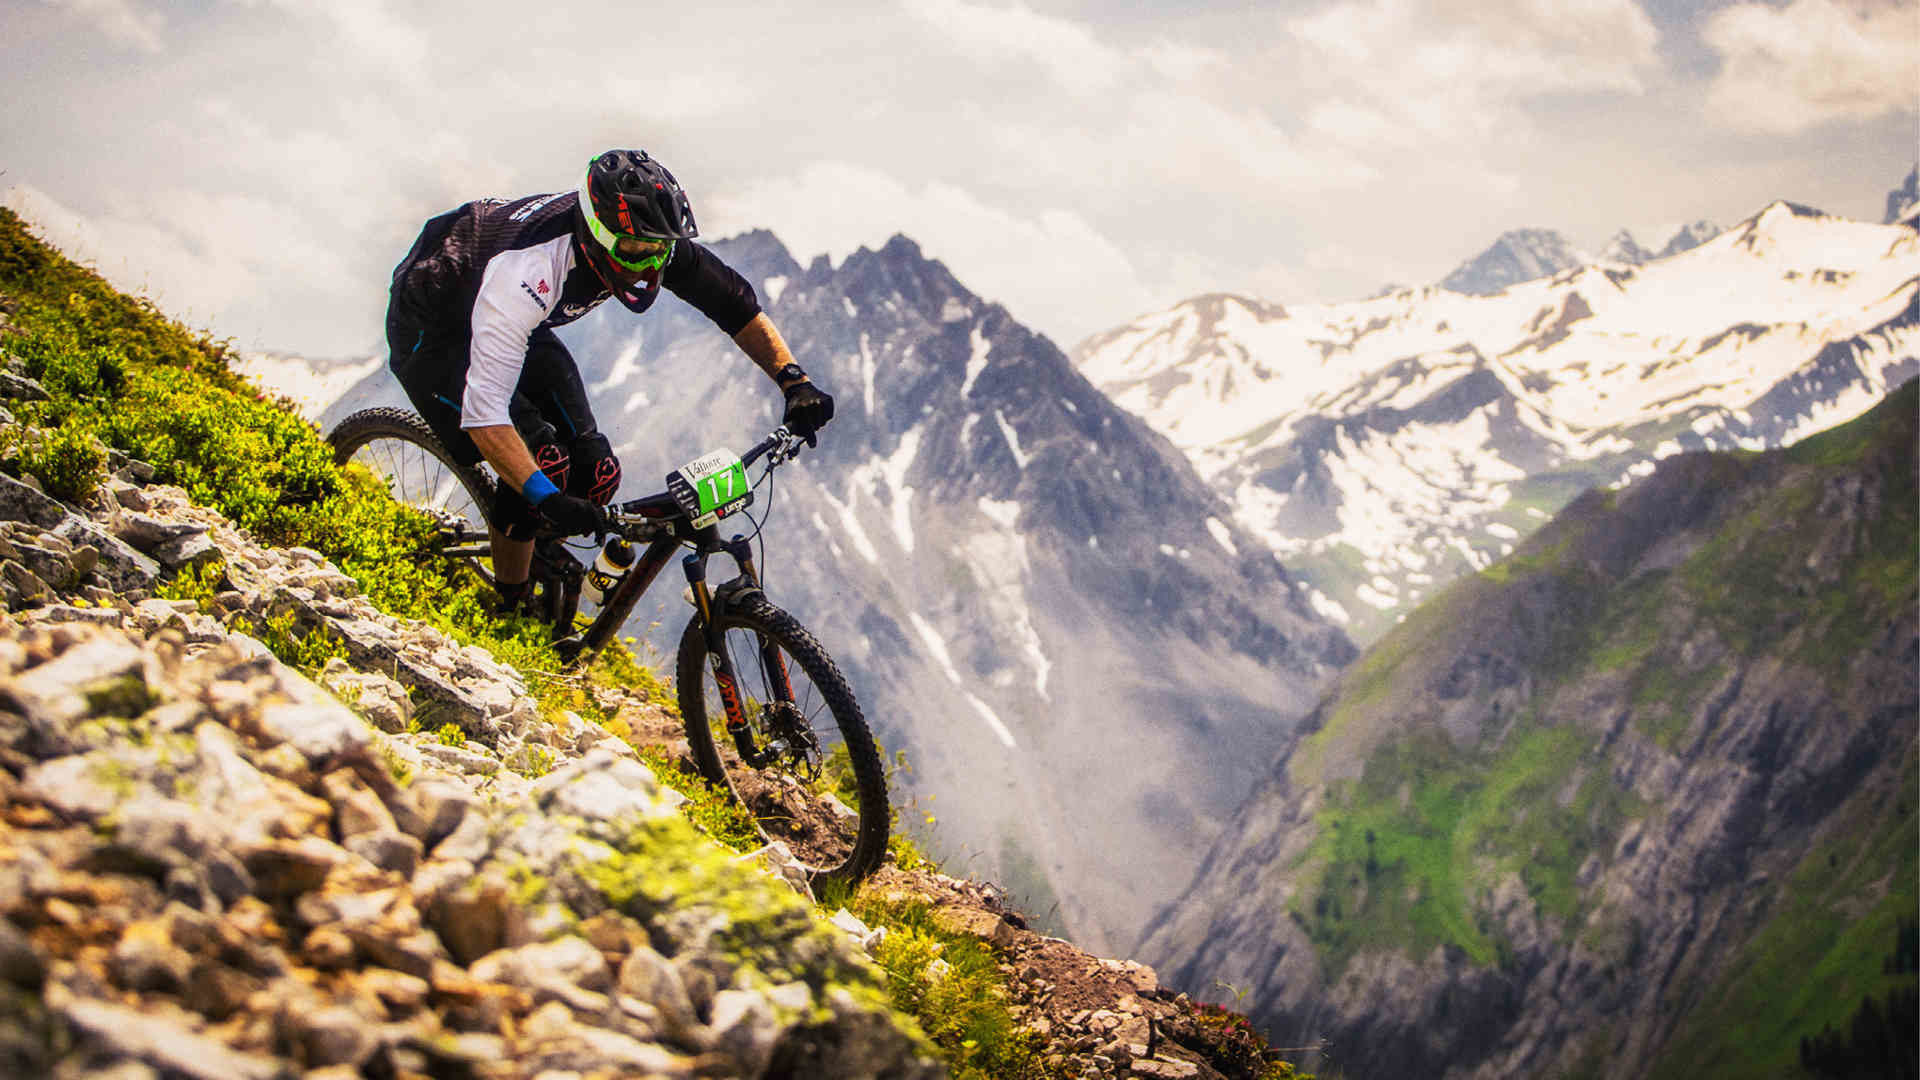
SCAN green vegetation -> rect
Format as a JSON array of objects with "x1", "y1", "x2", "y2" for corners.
[
  {"x1": 3, "y1": 416, "x2": 109, "y2": 503},
  {"x1": 846, "y1": 892, "x2": 1045, "y2": 1079},
  {"x1": 1295, "y1": 722, "x2": 1643, "y2": 979}
]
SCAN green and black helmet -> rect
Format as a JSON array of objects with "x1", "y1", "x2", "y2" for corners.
[{"x1": 575, "y1": 149, "x2": 698, "y2": 309}]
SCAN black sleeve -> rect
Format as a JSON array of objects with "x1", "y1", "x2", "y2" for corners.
[{"x1": 663, "y1": 241, "x2": 761, "y2": 336}]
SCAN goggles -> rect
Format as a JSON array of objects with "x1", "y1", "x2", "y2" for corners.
[{"x1": 579, "y1": 190, "x2": 676, "y2": 274}]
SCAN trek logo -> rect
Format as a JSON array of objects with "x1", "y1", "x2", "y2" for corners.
[
  {"x1": 508, "y1": 193, "x2": 563, "y2": 222},
  {"x1": 536, "y1": 279, "x2": 550, "y2": 295},
  {"x1": 519, "y1": 280, "x2": 549, "y2": 311}
]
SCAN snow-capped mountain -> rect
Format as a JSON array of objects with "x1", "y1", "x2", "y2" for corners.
[
  {"x1": 1598, "y1": 229, "x2": 1652, "y2": 266},
  {"x1": 1443, "y1": 222, "x2": 1723, "y2": 298},
  {"x1": 1440, "y1": 228, "x2": 1590, "y2": 296},
  {"x1": 1075, "y1": 201, "x2": 1920, "y2": 644},
  {"x1": 308, "y1": 230, "x2": 1355, "y2": 954}
]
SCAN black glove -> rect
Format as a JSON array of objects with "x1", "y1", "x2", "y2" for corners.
[
  {"x1": 537, "y1": 493, "x2": 608, "y2": 540},
  {"x1": 782, "y1": 380, "x2": 835, "y2": 447}
]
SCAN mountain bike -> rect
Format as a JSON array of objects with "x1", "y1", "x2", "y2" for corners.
[{"x1": 326, "y1": 407, "x2": 889, "y2": 882}]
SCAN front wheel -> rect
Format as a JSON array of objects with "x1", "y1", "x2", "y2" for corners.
[{"x1": 676, "y1": 596, "x2": 889, "y2": 883}]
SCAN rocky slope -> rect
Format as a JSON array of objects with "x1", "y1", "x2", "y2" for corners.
[
  {"x1": 0, "y1": 360, "x2": 1312, "y2": 1080},
  {"x1": 1076, "y1": 199, "x2": 1918, "y2": 644},
  {"x1": 1136, "y1": 381, "x2": 1918, "y2": 1078},
  {"x1": 0, "y1": 459, "x2": 947, "y2": 1078}
]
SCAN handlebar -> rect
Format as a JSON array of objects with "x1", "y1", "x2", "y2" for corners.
[
  {"x1": 742, "y1": 426, "x2": 806, "y2": 470},
  {"x1": 606, "y1": 426, "x2": 806, "y2": 533}
]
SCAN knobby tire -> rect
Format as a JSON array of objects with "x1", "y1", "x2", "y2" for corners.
[
  {"x1": 326, "y1": 407, "x2": 497, "y2": 530},
  {"x1": 676, "y1": 597, "x2": 890, "y2": 884}
]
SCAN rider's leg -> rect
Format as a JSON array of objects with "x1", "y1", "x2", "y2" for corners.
[
  {"x1": 518, "y1": 329, "x2": 622, "y2": 506},
  {"x1": 487, "y1": 433, "x2": 567, "y2": 593},
  {"x1": 489, "y1": 528, "x2": 535, "y2": 584}
]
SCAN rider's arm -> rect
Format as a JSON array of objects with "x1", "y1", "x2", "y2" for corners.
[
  {"x1": 468, "y1": 424, "x2": 545, "y2": 496},
  {"x1": 658, "y1": 243, "x2": 803, "y2": 385},
  {"x1": 462, "y1": 242, "x2": 570, "y2": 499},
  {"x1": 732, "y1": 312, "x2": 807, "y2": 384}
]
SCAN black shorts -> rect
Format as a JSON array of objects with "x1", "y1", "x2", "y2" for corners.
[{"x1": 386, "y1": 308, "x2": 621, "y2": 538}]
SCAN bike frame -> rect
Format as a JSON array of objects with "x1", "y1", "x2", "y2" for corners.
[{"x1": 541, "y1": 430, "x2": 803, "y2": 766}]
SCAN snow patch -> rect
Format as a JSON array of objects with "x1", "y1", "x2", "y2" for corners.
[
  {"x1": 908, "y1": 612, "x2": 965, "y2": 686},
  {"x1": 1308, "y1": 588, "x2": 1351, "y2": 625},
  {"x1": 964, "y1": 693, "x2": 1018, "y2": 750},
  {"x1": 763, "y1": 275, "x2": 789, "y2": 303},
  {"x1": 1205, "y1": 517, "x2": 1238, "y2": 556},
  {"x1": 962, "y1": 326, "x2": 992, "y2": 398},
  {"x1": 959, "y1": 516, "x2": 1051, "y2": 700},
  {"x1": 858, "y1": 333, "x2": 877, "y2": 418},
  {"x1": 1356, "y1": 581, "x2": 1399, "y2": 609},
  {"x1": 819, "y1": 489, "x2": 881, "y2": 564},
  {"x1": 994, "y1": 409, "x2": 1030, "y2": 468},
  {"x1": 842, "y1": 296, "x2": 858, "y2": 319},
  {"x1": 589, "y1": 338, "x2": 644, "y2": 395}
]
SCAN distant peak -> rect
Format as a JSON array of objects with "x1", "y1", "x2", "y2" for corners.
[
  {"x1": 880, "y1": 233, "x2": 923, "y2": 258},
  {"x1": 1440, "y1": 228, "x2": 1587, "y2": 296},
  {"x1": 1760, "y1": 200, "x2": 1830, "y2": 221},
  {"x1": 1186, "y1": 292, "x2": 1289, "y2": 322}
]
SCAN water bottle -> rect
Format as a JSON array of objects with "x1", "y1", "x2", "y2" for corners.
[{"x1": 581, "y1": 537, "x2": 635, "y2": 607}]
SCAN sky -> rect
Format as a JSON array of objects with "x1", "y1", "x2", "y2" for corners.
[{"x1": 3, "y1": 0, "x2": 1915, "y2": 360}]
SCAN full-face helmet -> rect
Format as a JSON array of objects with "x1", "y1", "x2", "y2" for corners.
[{"x1": 575, "y1": 149, "x2": 699, "y2": 310}]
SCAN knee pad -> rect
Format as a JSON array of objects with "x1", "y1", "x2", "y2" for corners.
[
  {"x1": 571, "y1": 433, "x2": 622, "y2": 505},
  {"x1": 533, "y1": 442, "x2": 571, "y2": 492}
]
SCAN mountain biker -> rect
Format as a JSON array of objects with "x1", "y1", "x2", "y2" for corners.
[{"x1": 384, "y1": 148, "x2": 834, "y2": 612}]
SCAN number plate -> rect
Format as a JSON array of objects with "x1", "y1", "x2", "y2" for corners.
[{"x1": 666, "y1": 448, "x2": 753, "y2": 529}]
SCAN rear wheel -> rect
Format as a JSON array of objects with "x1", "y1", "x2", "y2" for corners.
[
  {"x1": 326, "y1": 408, "x2": 580, "y2": 629},
  {"x1": 676, "y1": 596, "x2": 889, "y2": 883},
  {"x1": 327, "y1": 407, "x2": 496, "y2": 536}
]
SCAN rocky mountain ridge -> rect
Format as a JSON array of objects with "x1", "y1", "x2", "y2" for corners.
[
  {"x1": 1135, "y1": 381, "x2": 1918, "y2": 1078},
  {"x1": 1440, "y1": 220, "x2": 1721, "y2": 297},
  {"x1": 1075, "y1": 197, "x2": 1919, "y2": 644}
]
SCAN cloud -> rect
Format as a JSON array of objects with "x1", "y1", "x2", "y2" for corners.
[
  {"x1": 707, "y1": 160, "x2": 1154, "y2": 346},
  {"x1": 1703, "y1": 0, "x2": 1920, "y2": 133},
  {"x1": 41, "y1": 0, "x2": 164, "y2": 53},
  {"x1": 904, "y1": 0, "x2": 1128, "y2": 96},
  {"x1": 1287, "y1": 0, "x2": 1660, "y2": 141},
  {"x1": 3, "y1": 182, "x2": 254, "y2": 319}
]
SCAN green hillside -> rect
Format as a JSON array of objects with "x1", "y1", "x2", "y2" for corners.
[{"x1": 1283, "y1": 380, "x2": 1917, "y2": 1076}]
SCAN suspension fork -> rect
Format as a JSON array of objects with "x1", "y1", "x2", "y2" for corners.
[
  {"x1": 725, "y1": 537, "x2": 797, "y2": 706},
  {"x1": 687, "y1": 535, "x2": 778, "y2": 752}
]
